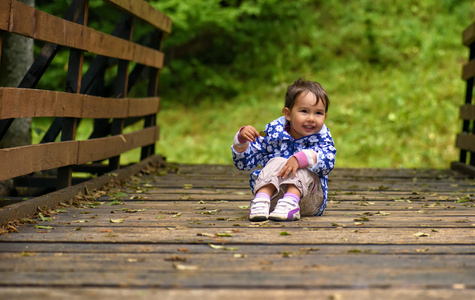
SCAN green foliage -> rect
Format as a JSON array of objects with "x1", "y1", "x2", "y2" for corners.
[
  {"x1": 32, "y1": 0, "x2": 475, "y2": 168},
  {"x1": 152, "y1": 0, "x2": 475, "y2": 168}
]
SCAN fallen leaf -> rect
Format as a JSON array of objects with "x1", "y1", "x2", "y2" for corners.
[
  {"x1": 216, "y1": 232, "x2": 233, "y2": 237},
  {"x1": 413, "y1": 232, "x2": 430, "y2": 237},
  {"x1": 173, "y1": 263, "x2": 199, "y2": 271},
  {"x1": 7, "y1": 225, "x2": 19, "y2": 233},
  {"x1": 108, "y1": 200, "x2": 123, "y2": 206},
  {"x1": 197, "y1": 232, "x2": 215, "y2": 237},
  {"x1": 282, "y1": 251, "x2": 293, "y2": 258},
  {"x1": 209, "y1": 244, "x2": 238, "y2": 251},
  {"x1": 197, "y1": 209, "x2": 221, "y2": 215},
  {"x1": 38, "y1": 212, "x2": 51, "y2": 222},
  {"x1": 415, "y1": 248, "x2": 429, "y2": 252},
  {"x1": 113, "y1": 192, "x2": 128, "y2": 199},
  {"x1": 73, "y1": 219, "x2": 89, "y2": 223},
  {"x1": 110, "y1": 219, "x2": 124, "y2": 223},
  {"x1": 279, "y1": 231, "x2": 291, "y2": 236},
  {"x1": 35, "y1": 225, "x2": 52, "y2": 230}
]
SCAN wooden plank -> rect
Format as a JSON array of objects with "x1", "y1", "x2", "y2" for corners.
[
  {"x1": 0, "y1": 269, "x2": 473, "y2": 289},
  {"x1": 1, "y1": 164, "x2": 474, "y2": 297},
  {"x1": 31, "y1": 211, "x2": 475, "y2": 229},
  {"x1": 455, "y1": 133, "x2": 475, "y2": 152},
  {"x1": 87, "y1": 27, "x2": 132, "y2": 61},
  {"x1": 459, "y1": 104, "x2": 475, "y2": 120},
  {"x1": 104, "y1": 0, "x2": 172, "y2": 34},
  {"x1": 0, "y1": 88, "x2": 83, "y2": 119},
  {"x1": 133, "y1": 43, "x2": 164, "y2": 69},
  {"x1": 2, "y1": 242, "x2": 474, "y2": 255},
  {"x1": 77, "y1": 135, "x2": 126, "y2": 164},
  {"x1": 9, "y1": 0, "x2": 35, "y2": 37},
  {"x1": 0, "y1": 88, "x2": 161, "y2": 119},
  {"x1": 76, "y1": 127, "x2": 158, "y2": 164},
  {"x1": 0, "y1": 155, "x2": 165, "y2": 225},
  {"x1": 0, "y1": 141, "x2": 78, "y2": 181},
  {"x1": 81, "y1": 96, "x2": 129, "y2": 119},
  {"x1": 11, "y1": 1, "x2": 89, "y2": 51},
  {"x1": 463, "y1": 21, "x2": 475, "y2": 46},
  {"x1": 0, "y1": 288, "x2": 473, "y2": 300},
  {"x1": 121, "y1": 126, "x2": 159, "y2": 152},
  {"x1": 87, "y1": 27, "x2": 164, "y2": 69},
  {"x1": 127, "y1": 97, "x2": 160, "y2": 117},
  {"x1": 7, "y1": 2, "x2": 165, "y2": 68},
  {"x1": 451, "y1": 161, "x2": 475, "y2": 177},
  {"x1": 462, "y1": 59, "x2": 475, "y2": 80},
  {"x1": 0, "y1": 0, "x2": 11, "y2": 31},
  {"x1": 2, "y1": 252, "x2": 474, "y2": 273},
  {"x1": 4, "y1": 226, "x2": 474, "y2": 245}
]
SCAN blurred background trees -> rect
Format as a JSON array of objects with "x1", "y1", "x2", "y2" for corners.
[{"x1": 16, "y1": 0, "x2": 475, "y2": 167}]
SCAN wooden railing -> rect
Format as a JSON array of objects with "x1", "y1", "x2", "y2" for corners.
[
  {"x1": 452, "y1": 21, "x2": 475, "y2": 176},
  {"x1": 0, "y1": 0, "x2": 171, "y2": 191}
]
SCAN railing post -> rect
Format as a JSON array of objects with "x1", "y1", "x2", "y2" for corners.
[
  {"x1": 459, "y1": 43, "x2": 475, "y2": 166},
  {"x1": 0, "y1": 30, "x2": 10, "y2": 144},
  {"x1": 141, "y1": 30, "x2": 163, "y2": 160},
  {"x1": 57, "y1": 0, "x2": 87, "y2": 190},
  {"x1": 109, "y1": 14, "x2": 133, "y2": 171}
]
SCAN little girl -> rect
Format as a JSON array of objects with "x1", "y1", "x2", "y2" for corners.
[{"x1": 232, "y1": 78, "x2": 336, "y2": 221}]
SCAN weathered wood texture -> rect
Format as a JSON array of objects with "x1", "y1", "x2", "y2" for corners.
[
  {"x1": 0, "y1": 0, "x2": 170, "y2": 188},
  {"x1": 453, "y1": 21, "x2": 475, "y2": 176},
  {"x1": 0, "y1": 88, "x2": 160, "y2": 119},
  {"x1": 0, "y1": 0, "x2": 168, "y2": 68},
  {"x1": 0, "y1": 127, "x2": 159, "y2": 181},
  {"x1": 0, "y1": 163, "x2": 474, "y2": 299}
]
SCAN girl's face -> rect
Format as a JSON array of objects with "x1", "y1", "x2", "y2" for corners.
[{"x1": 283, "y1": 91, "x2": 327, "y2": 139}]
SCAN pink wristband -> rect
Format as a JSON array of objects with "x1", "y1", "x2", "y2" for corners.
[{"x1": 292, "y1": 151, "x2": 309, "y2": 168}]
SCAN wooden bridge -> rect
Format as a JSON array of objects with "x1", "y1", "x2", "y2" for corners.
[
  {"x1": 0, "y1": 158, "x2": 475, "y2": 299},
  {"x1": 0, "y1": 1, "x2": 475, "y2": 299}
]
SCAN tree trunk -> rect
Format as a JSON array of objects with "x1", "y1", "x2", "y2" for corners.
[{"x1": 0, "y1": 0, "x2": 35, "y2": 196}]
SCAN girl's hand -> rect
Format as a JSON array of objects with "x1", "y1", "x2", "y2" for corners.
[
  {"x1": 239, "y1": 125, "x2": 260, "y2": 142},
  {"x1": 277, "y1": 156, "x2": 299, "y2": 179}
]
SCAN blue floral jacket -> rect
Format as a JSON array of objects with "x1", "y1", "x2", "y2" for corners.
[{"x1": 232, "y1": 116, "x2": 336, "y2": 216}]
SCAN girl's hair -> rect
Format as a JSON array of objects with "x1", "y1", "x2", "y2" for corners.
[{"x1": 284, "y1": 78, "x2": 330, "y2": 112}]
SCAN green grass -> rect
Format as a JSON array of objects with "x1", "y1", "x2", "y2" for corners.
[
  {"x1": 154, "y1": 1, "x2": 473, "y2": 169},
  {"x1": 156, "y1": 56, "x2": 464, "y2": 169},
  {"x1": 30, "y1": 0, "x2": 474, "y2": 169}
]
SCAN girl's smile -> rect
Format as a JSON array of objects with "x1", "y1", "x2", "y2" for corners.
[{"x1": 283, "y1": 91, "x2": 327, "y2": 139}]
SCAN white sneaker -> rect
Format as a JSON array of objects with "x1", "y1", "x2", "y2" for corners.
[
  {"x1": 249, "y1": 198, "x2": 270, "y2": 222},
  {"x1": 269, "y1": 198, "x2": 300, "y2": 221}
]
